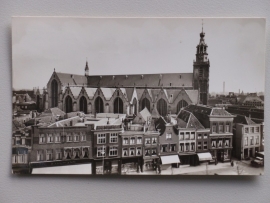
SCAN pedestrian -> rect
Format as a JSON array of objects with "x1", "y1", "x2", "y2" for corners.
[{"x1": 231, "y1": 161, "x2": 234, "y2": 167}]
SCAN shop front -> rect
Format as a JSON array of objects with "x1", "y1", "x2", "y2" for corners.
[
  {"x1": 160, "y1": 155, "x2": 180, "y2": 170},
  {"x1": 179, "y1": 153, "x2": 198, "y2": 166},
  {"x1": 210, "y1": 149, "x2": 231, "y2": 164},
  {"x1": 143, "y1": 157, "x2": 159, "y2": 172},
  {"x1": 93, "y1": 159, "x2": 121, "y2": 175},
  {"x1": 121, "y1": 157, "x2": 142, "y2": 174}
]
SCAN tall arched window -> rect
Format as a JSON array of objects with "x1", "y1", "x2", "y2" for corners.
[
  {"x1": 141, "y1": 98, "x2": 150, "y2": 112},
  {"x1": 114, "y1": 97, "x2": 123, "y2": 114},
  {"x1": 133, "y1": 98, "x2": 137, "y2": 115},
  {"x1": 157, "y1": 98, "x2": 167, "y2": 117},
  {"x1": 51, "y1": 79, "x2": 58, "y2": 107},
  {"x1": 80, "y1": 96, "x2": 87, "y2": 114},
  {"x1": 65, "y1": 96, "x2": 73, "y2": 113},
  {"x1": 177, "y1": 100, "x2": 188, "y2": 113},
  {"x1": 95, "y1": 96, "x2": 104, "y2": 113}
]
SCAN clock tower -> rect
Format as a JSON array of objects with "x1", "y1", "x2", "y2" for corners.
[{"x1": 193, "y1": 24, "x2": 210, "y2": 105}]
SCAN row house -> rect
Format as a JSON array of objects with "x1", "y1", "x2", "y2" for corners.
[
  {"x1": 12, "y1": 129, "x2": 32, "y2": 174},
  {"x1": 30, "y1": 124, "x2": 92, "y2": 174},
  {"x1": 233, "y1": 115, "x2": 262, "y2": 160},
  {"x1": 92, "y1": 124, "x2": 122, "y2": 175},
  {"x1": 120, "y1": 130, "x2": 144, "y2": 173},
  {"x1": 184, "y1": 105, "x2": 235, "y2": 164}
]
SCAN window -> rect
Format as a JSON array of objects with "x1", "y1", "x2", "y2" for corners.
[
  {"x1": 123, "y1": 148, "x2": 128, "y2": 157},
  {"x1": 198, "y1": 134, "x2": 202, "y2": 139},
  {"x1": 109, "y1": 146, "x2": 118, "y2": 156},
  {"x1": 82, "y1": 148, "x2": 89, "y2": 158},
  {"x1": 255, "y1": 127, "x2": 259, "y2": 133},
  {"x1": 224, "y1": 139, "x2": 229, "y2": 147},
  {"x1": 203, "y1": 134, "x2": 207, "y2": 139},
  {"x1": 197, "y1": 142, "x2": 202, "y2": 150},
  {"x1": 203, "y1": 141, "x2": 208, "y2": 150},
  {"x1": 56, "y1": 149, "x2": 62, "y2": 160},
  {"x1": 180, "y1": 143, "x2": 184, "y2": 152},
  {"x1": 212, "y1": 123, "x2": 217, "y2": 133},
  {"x1": 136, "y1": 147, "x2": 142, "y2": 156},
  {"x1": 152, "y1": 148, "x2": 157, "y2": 155},
  {"x1": 226, "y1": 123, "x2": 230, "y2": 132},
  {"x1": 81, "y1": 133, "x2": 86, "y2": 141},
  {"x1": 190, "y1": 132, "x2": 195, "y2": 140},
  {"x1": 244, "y1": 137, "x2": 248, "y2": 146},
  {"x1": 157, "y1": 98, "x2": 167, "y2": 117},
  {"x1": 219, "y1": 123, "x2": 224, "y2": 133},
  {"x1": 179, "y1": 132, "x2": 184, "y2": 140},
  {"x1": 137, "y1": 137, "x2": 142, "y2": 144},
  {"x1": 250, "y1": 127, "x2": 254, "y2": 133},
  {"x1": 130, "y1": 137, "x2": 135, "y2": 144},
  {"x1": 170, "y1": 144, "x2": 176, "y2": 152},
  {"x1": 191, "y1": 143, "x2": 195, "y2": 151},
  {"x1": 74, "y1": 134, "x2": 80, "y2": 142},
  {"x1": 218, "y1": 140, "x2": 223, "y2": 148},
  {"x1": 145, "y1": 138, "x2": 151, "y2": 145},
  {"x1": 21, "y1": 138, "x2": 25, "y2": 145},
  {"x1": 55, "y1": 133, "x2": 61, "y2": 143},
  {"x1": 129, "y1": 148, "x2": 135, "y2": 156},
  {"x1": 47, "y1": 134, "x2": 53, "y2": 143},
  {"x1": 123, "y1": 138, "x2": 129, "y2": 145},
  {"x1": 61, "y1": 133, "x2": 66, "y2": 142},
  {"x1": 185, "y1": 132, "x2": 190, "y2": 140},
  {"x1": 97, "y1": 134, "x2": 106, "y2": 144},
  {"x1": 37, "y1": 150, "x2": 43, "y2": 161},
  {"x1": 185, "y1": 143, "x2": 189, "y2": 151},
  {"x1": 250, "y1": 137, "x2": 254, "y2": 145},
  {"x1": 97, "y1": 146, "x2": 105, "y2": 157},
  {"x1": 39, "y1": 134, "x2": 45, "y2": 144},
  {"x1": 46, "y1": 149, "x2": 53, "y2": 161},
  {"x1": 166, "y1": 133, "x2": 172, "y2": 140},
  {"x1": 66, "y1": 133, "x2": 72, "y2": 142},
  {"x1": 110, "y1": 133, "x2": 118, "y2": 143},
  {"x1": 161, "y1": 145, "x2": 167, "y2": 152},
  {"x1": 145, "y1": 149, "x2": 151, "y2": 156},
  {"x1": 211, "y1": 140, "x2": 216, "y2": 148},
  {"x1": 256, "y1": 136, "x2": 259, "y2": 144},
  {"x1": 245, "y1": 128, "x2": 249, "y2": 133},
  {"x1": 152, "y1": 137, "x2": 157, "y2": 144}
]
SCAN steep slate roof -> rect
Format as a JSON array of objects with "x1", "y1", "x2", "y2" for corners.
[
  {"x1": 84, "y1": 88, "x2": 97, "y2": 99},
  {"x1": 100, "y1": 88, "x2": 116, "y2": 100},
  {"x1": 69, "y1": 87, "x2": 82, "y2": 99},
  {"x1": 186, "y1": 90, "x2": 199, "y2": 104},
  {"x1": 55, "y1": 72, "x2": 87, "y2": 86},
  {"x1": 177, "y1": 109, "x2": 205, "y2": 129},
  {"x1": 41, "y1": 107, "x2": 66, "y2": 117},
  {"x1": 87, "y1": 73, "x2": 193, "y2": 88},
  {"x1": 233, "y1": 115, "x2": 256, "y2": 125}
]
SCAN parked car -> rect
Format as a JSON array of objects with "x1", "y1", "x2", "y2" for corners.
[{"x1": 251, "y1": 157, "x2": 264, "y2": 167}]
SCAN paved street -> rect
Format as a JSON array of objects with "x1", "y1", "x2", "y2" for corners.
[{"x1": 125, "y1": 159, "x2": 264, "y2": 175}]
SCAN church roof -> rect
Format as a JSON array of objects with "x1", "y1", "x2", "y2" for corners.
[
  {"x1": 55, "y1": 72, "x2": 87, "y2": 86},
  {"x1": 86, "y1": 73, "x2": 193, "y2": 88},
  {"x1": 186, "y1": 90, "x2": 199, "y2": 104},
  {"x1": 100, "y1": 88, "x2": 116, "y2": 100},
  {"x1": 69, "y1": 87, "x2": 82, "y2": 99},
  {"x1": 84, "y1": 88, "x2": 97, "y2": 99}
]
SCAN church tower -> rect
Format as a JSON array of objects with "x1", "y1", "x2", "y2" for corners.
[
  {"x1": 193, "y1": 22, "x2": 210, "y2": 105},
  {"x1": 85, "y1": 60, "x2": 89, "y2": 76}
]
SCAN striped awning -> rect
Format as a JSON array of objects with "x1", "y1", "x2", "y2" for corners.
[{"x1": 160, "y1": 155, "x2": 180, "y2": 165}]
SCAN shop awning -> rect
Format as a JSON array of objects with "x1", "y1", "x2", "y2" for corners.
[
  {"x1": 31, "y1": 163, "x2": 92, "y2": 175},
  {"x1": 197, "y1": 152, "x2": 213, "y2": 161},
  {"x1": 160, "y1": 155, "x2": 180, "y2": 165}
]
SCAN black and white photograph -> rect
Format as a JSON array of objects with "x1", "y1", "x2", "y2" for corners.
[{"x1": 12, "y1": 17, "x2": 265, "y2": 175}]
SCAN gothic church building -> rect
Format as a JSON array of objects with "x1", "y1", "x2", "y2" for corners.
[{"x1": 45, "y1": 29, "x2": 210, "y2": 117}]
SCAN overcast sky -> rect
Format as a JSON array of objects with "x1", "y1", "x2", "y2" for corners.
[{"x1": 12, "y1": 17, "x2": 265, "y2": 93}]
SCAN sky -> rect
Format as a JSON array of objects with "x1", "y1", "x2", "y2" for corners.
[{"x1": 12, "y1": 17, "x2": 266, "y2": 93}]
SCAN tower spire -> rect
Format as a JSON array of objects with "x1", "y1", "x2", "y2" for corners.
[{"x1": 85, "y1": 58, "x2": 89, "y2": 76}]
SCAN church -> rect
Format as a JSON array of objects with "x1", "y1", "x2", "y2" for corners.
[{"x1": 43, "y1": 29, "x2": 210, "y2": 117}]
